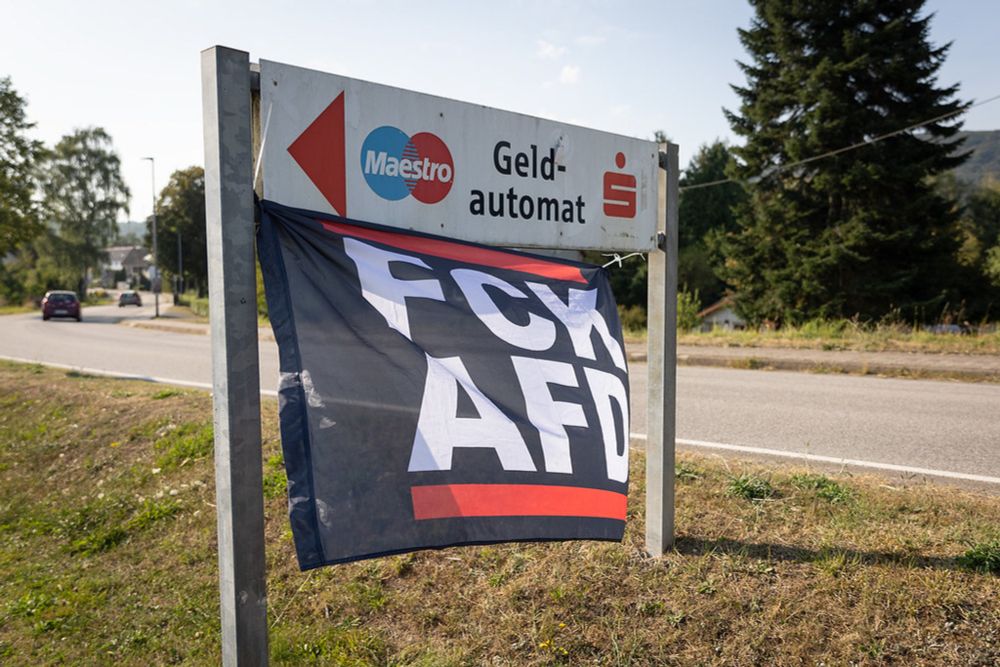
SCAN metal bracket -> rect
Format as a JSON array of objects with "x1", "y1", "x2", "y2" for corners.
[
  {"x1": 658, "y1": 151, "x2": 669, "y2": 170},
  {"x1": 657, "y1": 231, "x2": 666, "y2": 250}
]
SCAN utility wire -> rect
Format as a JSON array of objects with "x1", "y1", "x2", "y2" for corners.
[{"x1": 679, "y1": 92, "x2": 1000, "y2": 193}]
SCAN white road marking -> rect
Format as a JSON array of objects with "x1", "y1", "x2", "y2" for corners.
[
  {"x1": 6, "y1": 355, "x2": 997, "y2": 485},
  {"x1": 630, "y1": 432, "x2": 1000, "y2": 485}
]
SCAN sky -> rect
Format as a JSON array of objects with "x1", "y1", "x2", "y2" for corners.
[{"x1": 3, "y1": 0, "x2": 998, "y2": 223}]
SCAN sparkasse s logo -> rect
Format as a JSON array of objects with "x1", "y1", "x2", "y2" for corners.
[{"x1": 361, "y1": 126, "x2": 454, "y2": 204}]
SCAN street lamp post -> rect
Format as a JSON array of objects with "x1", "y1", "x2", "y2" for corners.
[{"x1": 142, "y1": 157, "x2": 159, "y2": 318}]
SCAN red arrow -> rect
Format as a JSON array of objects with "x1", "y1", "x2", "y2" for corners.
[{"x1": 287, "y1": 92, "x2": 346, "y2": 216}]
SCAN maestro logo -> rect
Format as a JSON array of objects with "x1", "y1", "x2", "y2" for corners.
[{"x1": 361, "y1": 126, "x2": 454, "y2": 204}]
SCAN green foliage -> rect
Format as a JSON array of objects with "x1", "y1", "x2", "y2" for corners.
[
  {"x1": 726, "y1": 474, "x2": 774, "y2": 501},
  {"x1": 679, "y1": 141, "x2": 745, "y2": 305},
  {"x1": 791, "y1": 474, "x2": 853, "y2": 504},
  {"x1": 35, "y1": 127, "x2": 129, "y2": 296},
  {"x1": 617, "y1": 304, "x2": 646, "y2": 333},
  {"x1": 263, "y1": 453, "x2": 287, "y2": 500},
  {"x1": 148, "y1": 166, "x2": 207, "y2": 297},
  {"x1": 599, "y1": 252, "x2": 646, "y2": 310},
  {"x1": 674, "y1": 461, "x2": 703, "y2": 481},
  {"x1": 958, "y1": 539, "x2": 1000, "y2": 574},
  {"x1": 721, "y1": 0, "x2": 970, "y2": 325},
  {"x1": 986, "y1": 245, "x2": 1000, "y2": 287},
  {"x1": 677, "y1": 288, "x2": 702, "y2": 332},
  {"x1": 151, "y1": 388, "x2": 182, "y2": 400},
  {"x1": 5, "y1": 591, "x2": 56, "y2": 619},
  {"x1": 599, "y1": 141, "x2": 743, "y2": 312},
  {"x1": 69, "y1": 498, "x2": 180, "y2": 556},
  {"x1": 257, "y1": 258, "x2": 269, "y2": 321},
  {"x1": 181, "y1": 293, "x2": 210, "y2": 318},
  {"x1": 154, "y1": 421, "x2": 213, "y2": 469},
  {"x1": 0, "y1": 77, "x2": 44, "y2": 260}
]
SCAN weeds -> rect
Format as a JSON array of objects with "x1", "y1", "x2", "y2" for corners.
[
  {"x1": 154, "y1": 421, "x2": 213, "y2": 469},
  {"x1": 263, "y1": 453, "x2": 287, "y2": 500},
  {"x1": 675, "y1": 461, "x2": 703, "y2": 481},
  {"x1": 151, "y1": 388, "x2": 182, "y2": 400},
  {"x1": 791, "y1": 473, "x2": 854, "y2": 504},
  {"x1": 812, "y1": 548, "x2": 858, "y2": 577},
  {"x1": 69, "y1": 497, "x2": 180, "y2": 556},
  {"x1": 958, "y1": 539, "x2": 1000, "y2": 574},
  {"x1": 726, "y1": 473, "x2": 774, "y2": 501}
]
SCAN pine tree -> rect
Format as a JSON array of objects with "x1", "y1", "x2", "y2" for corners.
[{"x1": 721, "y1": 0, "x2": 969, "y2": 325}]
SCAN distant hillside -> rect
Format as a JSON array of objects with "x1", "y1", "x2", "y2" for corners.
[{"x1": 951, "y1": 130, "x2": 1000, "y2": 184}]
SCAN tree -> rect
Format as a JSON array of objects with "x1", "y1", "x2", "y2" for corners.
[
  {"x1": 0, "y1": 77, "x2": 44, "y2": 257},
  {"x1": 721, "y1": 0, "x2": 969, "y2": 325},
  {"x1": 148, "y1": 166, "x2": 207, "y2": 297},
  {"x1": 956, "y1": 179, "x2": 1000, "y2": 311},
  {"x1": 679, "y1": 140, "x2": 745, "y2": 305},
  {"x1": 39, "y1": 127, "x2": 129, "y2": 295}
]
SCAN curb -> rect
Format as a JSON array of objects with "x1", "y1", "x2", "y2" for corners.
[{"x1": 123, "y1": 320, "x2": 277, "y2": 342}]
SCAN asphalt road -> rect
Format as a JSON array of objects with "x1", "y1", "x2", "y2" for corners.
[{"x1": 3, "y1": 300, "x2": 1000, "y2": 485}]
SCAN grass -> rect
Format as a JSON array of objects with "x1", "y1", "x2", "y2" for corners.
[
  {"x1": 1, "y1": 361, "x2": 999, "y2": 665},
  {"x1": 674, "y1": 319, "x2": 1000, "y2": 355},
  {"x1": 0, "y1": 303, "x2": 36, "y2": 316}
]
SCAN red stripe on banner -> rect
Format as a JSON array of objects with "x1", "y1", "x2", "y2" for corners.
[
  {"x1": 320, "y1": 220, "x2": 588, "y2": 284},
  {"x1": 410, "y1": 484, "x2": 627, "y2": 520}
]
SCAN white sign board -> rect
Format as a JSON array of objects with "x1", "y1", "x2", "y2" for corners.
[{"x1": 261, "y1": 60, "x2": 659, "y2": 251}]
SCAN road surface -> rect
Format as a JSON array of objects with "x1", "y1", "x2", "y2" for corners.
[{"x1": 2, "y1": 300, "x2": 999, "y2": 486}]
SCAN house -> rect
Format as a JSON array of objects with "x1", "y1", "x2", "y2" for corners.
[
  {"x1": 696, "y1": 296, "x2": 746, "y2": 332},
  {"x1": 101, "y1": 246, "x2": 150, "y2": 288}
]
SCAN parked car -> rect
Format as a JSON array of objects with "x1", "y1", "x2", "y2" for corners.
[
  {"x1": 118, "y1": 290, "x2": 143, "y2": 307},
  {"x1": 41, "y1": 290, "x2": 81, "y2": 321}
]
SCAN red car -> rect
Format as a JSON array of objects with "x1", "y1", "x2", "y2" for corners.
[{"x1": 41, "y1": 290, "x2": 82, "y2": 321}]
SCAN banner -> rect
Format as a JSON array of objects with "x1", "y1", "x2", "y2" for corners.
[{"x1": 258, "y1": 200, "x2": 630, "y2": 569}]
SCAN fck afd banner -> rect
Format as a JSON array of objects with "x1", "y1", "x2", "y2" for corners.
[{"x1": 257, "y1": 200, "x2": 630, "y2": 570}]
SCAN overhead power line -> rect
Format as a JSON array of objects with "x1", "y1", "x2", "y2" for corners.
[{"x1": 679, "y1": 92, "x2": 1000, "y2": 193}]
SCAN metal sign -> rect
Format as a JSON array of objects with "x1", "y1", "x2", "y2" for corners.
[
  {"x1": 261, "y1": 60, "x2": 659, "y2": 252},
  {"x1": 202, "y1": 46, "x2": 678, "y2": 666}
]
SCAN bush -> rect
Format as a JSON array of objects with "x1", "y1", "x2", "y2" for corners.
[
  {"x1": 677, "y1": 288, "x2": 702, "y2": 332},
  {"x1": 618, "y1": 305, "x2": 646, "y2": 333}
]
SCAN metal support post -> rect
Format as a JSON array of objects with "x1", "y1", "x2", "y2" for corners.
[
  {"x1": 645, "y1": 142, "x2": 679, "y2": 556},
  {"x1": 202, "y1": 45, "x2": 269, "y2": 665}
]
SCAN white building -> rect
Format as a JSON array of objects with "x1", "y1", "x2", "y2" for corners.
[{"x1": 697, "y1": 296, "x2": 746, "y2": 332}]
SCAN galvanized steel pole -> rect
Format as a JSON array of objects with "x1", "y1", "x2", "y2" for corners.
[
  {"x1": 645, "y1": 142, "x2": 679, "y2": 556},
  {"x1": 202, "y1": 45, "x2": 269, "y2": 665}
]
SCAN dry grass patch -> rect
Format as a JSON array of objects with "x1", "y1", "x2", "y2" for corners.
[{"x1": 1, "y1": 362, "x2": 998, "y2": 665}]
